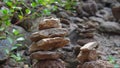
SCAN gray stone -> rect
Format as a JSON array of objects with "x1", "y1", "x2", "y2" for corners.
[
  {"x1": 77, "y1": 60, "x2": 114, "y2": 68},
  {"x1": 99, "y1": 21, "x2": 120, "y2": 34}
]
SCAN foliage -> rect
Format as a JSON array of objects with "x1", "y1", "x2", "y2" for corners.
[
  {"x1": 0, "y1": 0, "x2": 78, "y2": 63},
  {"x1": 108, "y1": 55, "x2": 119, "y2": 68}
]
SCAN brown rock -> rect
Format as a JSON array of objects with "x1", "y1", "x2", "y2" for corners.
[
  {"x1": 30, "y1": 51, "x2": 61, "y2": 60},
  {"x1": 32, "y1": 59, "x2": 65, "y2": 68},
  {"x1": 30, "y1": 28, "x2": 68, "y2": 42},
  {"x1": 79, "y1": 32, "x2": 94, "y2": 38},
  {"x1": 77, "y1": 50, "x2": 98, "y2": 63},
  {"x1": 77, "y1": 60, "x2": 114, "y2": 68},
  {"x1": 112, "y1": 7, "x2": 120, "y2": 20},
  {"x1": 80, "y1": 42, "x2": 98, "y2": 51},
  {"x1": 39, "y1": 18, "x2": 61, "y2": 30},
  {"x1": 29, "y1": 37, "x2": 69, "y2": 52},
  {"x1": 77, "y1": 42, "x2": 99, "y2": 63}
]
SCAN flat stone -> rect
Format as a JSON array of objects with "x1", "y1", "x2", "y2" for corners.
[
  {"x1": 80, "y1": 42, "x2": 98, "y2": 51},
  {"x1": 79, "y1": 33, "x2": 94, "y2": 38},
  {"x1": 30, "y1": 28, "x2": 68, "y2": 42},
  {"x1": 29, "y1": 37, "x2": 69, "y2": 52},
  {"x1": 32, "y1": 59, "x2": 65, "y2": 68},
  {"x1": 99, "y1": 21, "x2": 120, "y2": 34},
  {"x1": 77, "y1": 50, "x2": 98, "y2": 63},
  {"x1": 39, "y1": 18, "x2": 61, "y2": 30},
  {"x1": 30, "y1": 51, "x2": 61, "y2": 60},
  {"x1": 77, "y1": 60, "x2": 114, "y2": 68}
]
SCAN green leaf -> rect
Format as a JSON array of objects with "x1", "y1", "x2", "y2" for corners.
[
  {"x1": 108, "y1": 55, "x2": 115, "y2": 64},
  {"x1": 11, "y1": 53, "x2": 22, "y2": 62},
  {"x1": 52, "y1": 6, "x2": 58, "y2": 11},
  {"x1": 0, "y1": 36, "x2": 6, "y2": 39},
  {"x1": 12, "y1": 6, "x2": 22, "y2": 10},
  {"x1": 31, "y1": 2, "x2": 37, "y2": 7},
  {"x1": 12, "y1": 29, "x2": 19, "y2": 35},
  {"x1": 14, "y1": 44, "x2": 22, "y2": 47},
  {"x1": 5, "y1": 20, "x2": 11, "y2": 26},
  {"x1": 7, "y1": 37, "x2": 13, "y2": 44},
  {"x1": 0, "y1": 27, "x2": 5, "y2": 31},
  {"x1": 25, "y1": 9, "x2": 31, "y2": 14},
  {"x1": 1, "y1": 9, "x2": 8, "y2": 15},
  {"x1": 5, "y1": 48, "x2": 9, "y2": 54},
  {"x1": 42, "y1": 9, "x2": 51, "y2": 15},
  {"x1": 11, "y1": 46, "x2": 17, "y2": 50},
  {"x1": 18, "y1": 15, "x2": 23, "y2": 20},
  {"x1": 16, "y1": 37, "x2": 25, "y2": 41},
  {"x1": 6, "y1": 1, "x2": 13, "y2": 7}
]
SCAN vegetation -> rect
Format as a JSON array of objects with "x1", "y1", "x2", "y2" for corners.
[
  {"x1": 108, "y1": 55, "x2": 119, "y2": 68},
  {"x1": 0, "y1": 0, "x2": 77, "y2": 63},
  {"x1": 0, "y1": 0, "x2": 119, "y2": 67}
]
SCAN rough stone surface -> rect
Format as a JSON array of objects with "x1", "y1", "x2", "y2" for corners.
[
  {"x1": 77, "y1": 50, "x2": 98, "y2": 63},
  {"x1": 82, "y1": 0, "x2": 98, "y2": 16},
  {"x1": 32, "y1": 59, "x2": 65, "y2": 68},
  {"x1": 99, "y1": 21, "x2": 120, "y2": 34},
  {"x1": 79, "y1": 33, "x2": 94, "y2": 38},
  {"x1": 77, "y1": 60, "x2": 114, "y2": 68},
  {"x1": 30, "y1": 51, "x2": 61, "y2": 60},
  {"x1": 80, "y1": 42, "x2": 98, "y2": 51},
  {"x1": 0, "y1": 39, "x2": 12, "y2": 64},
  {"x1": 112, "y1": 7, "x2": 120, "y2": 20},
  {"x1": 96, "y1": 8, "x2": 113, "y2": 20},
  {"x1": 30, "y1": 28, "x2": 68, "y2": 42},
  {"x1": 39, "y1": 18, "x2": 61, "y2": 30},
  {"x1": 29, "y1": 37, "x2": 69, "y2": 52}
]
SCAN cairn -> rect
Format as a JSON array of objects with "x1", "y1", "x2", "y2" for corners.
[
  {"x1": 29, "y1": 18, "x2": 69, "y2": 68},
  {"x1": 77, "y1": 42, "x2": 114, "y2": 68}
]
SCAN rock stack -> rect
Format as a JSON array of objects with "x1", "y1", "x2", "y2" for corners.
[
  {"x1": 77, "y1": 21, "x2": 97, "y2": 46},
  {"x1": 77, "y1": 42, "x2": 114, "y2": 68},
  {"x1": 28, "y1": 18, "x2": 69, "y2": 68}
]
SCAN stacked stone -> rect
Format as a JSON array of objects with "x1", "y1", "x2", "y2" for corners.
[
  {"x1": 77, "y1": 21, "x2": 97, "y2": 46},
  {"x1": 28, "y1": 18, "x2": 69, "y2": 68},
  {"x1": 77, "y1": 42, "x2": 114, "y2": 68}
]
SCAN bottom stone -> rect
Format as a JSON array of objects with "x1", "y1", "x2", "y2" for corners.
[
  {"x1": 32, "y1": 59, "x2": 65, "y2": 68},
  {"x1": 77, "y1": 60, "x2": 114, "y2": 68}
]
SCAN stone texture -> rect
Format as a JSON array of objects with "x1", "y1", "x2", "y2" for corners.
[
  {"x1": 112, "y1": 7, "x2": 120, "y2": 20},
  {"x1": 77, "y1": 60, "x2": 114, "y2": 68},
  {"x1": 39, "y1": 18, "x2": 61, "y2": 30},
  {"x1": 30, "y1": 28, "x2": 68, "y2": 42},
  {"x1": 82, "y1": 0, "x2": 98, "y2": 16},
  {"x1": 80, "y1": 42, "x2": 98, "y2": 51},
  {"x1": 79, "y1": 33, "x2": 94, "y2": 38},
  {"x1": 99, "y1": 21, "x2": 120, "y2": 34},
  {"x1": 30, "y1": 51, "x2": 61, "y2": 60},
  {"x1": 77, "y1": 50, "x2": 98, "y2": 63},
  {"x1": 77, "y1": 42, "x2": 98, "y2": 63},
  {"x1": 77, "y1": 39, "x2": 95, "y2": 46},
  {"x1": 32, "y1": 59, "x2": 65, "y2": 68},
  {"x1": 29, "y1": 37, "x2": 69, "y2": 52},
  {"x1": 96, "y1": 8, "x2": 113, "y2": 21}
]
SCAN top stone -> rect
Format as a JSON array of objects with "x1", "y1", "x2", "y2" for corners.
[
  {"x1": 80, "y1": 42, "x2": 98, "y2": 51},
  {"x1": 39, "y1": 18, "x2": 62, "y2": 30}
]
